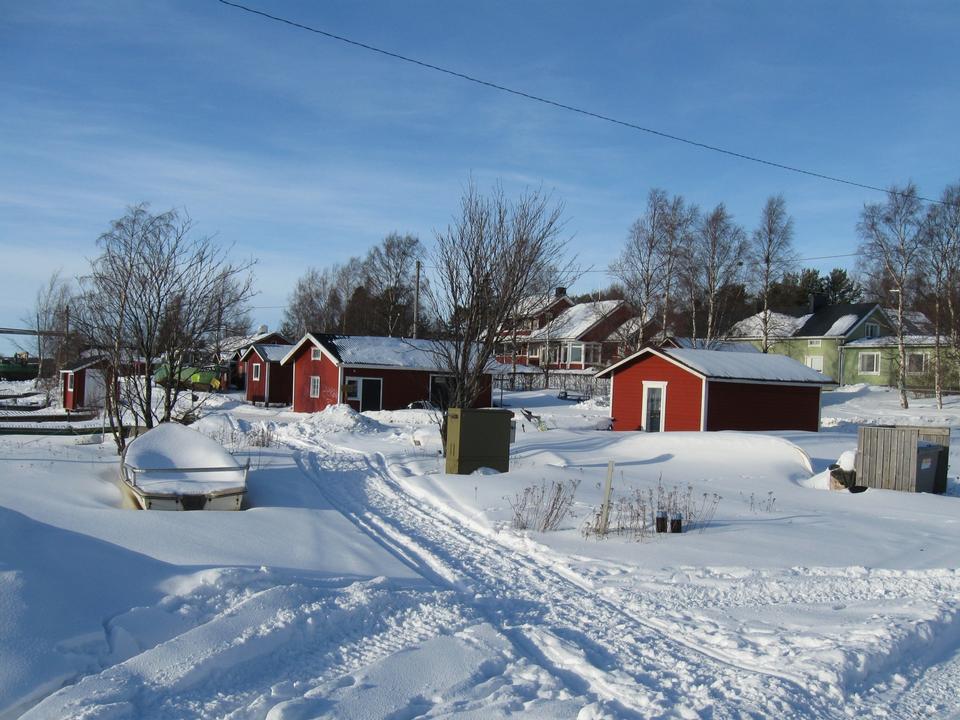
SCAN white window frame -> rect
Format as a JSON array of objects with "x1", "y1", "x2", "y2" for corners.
[
  {"x1": 864, "y1": 322, "x2": 880, "y2": 338},
  {"x1": 807, "y1": 339, "x2": 822, "y2": 347},
  {"x1": 344, "y1": 376, "x2": 383, "y2": 410},
  {"x1": 641, "y1": 381, "x2": 667, "y2": 433},
  {"x1": 67, "y1": 373, "x2": 74, "y2": 391},
  {"x1": 858, "y1": 351, "x2": 880, "y2": 375},
  {"x1": 906, "y1": 352, "x2": 928, "y2": 375},
  {"x1": 309, "y1": 375, "x2": 321, "y2": 398},
  {"x1": 804, "y1": 355, "x2": 824, "y2": 372},
  {"x1": 311, "y1": 347, "x2": 323, "y2": 361},
  {"x1": 345, "y1": 377, "x2": 361, "y2": 401},
  {"x1": 251, "y1": 363, "x2": 261, "y2": 381}
]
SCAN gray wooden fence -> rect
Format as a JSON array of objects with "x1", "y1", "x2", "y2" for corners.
[{"x1": 855, "y1": 425, "x2": 950, "y2": 493}]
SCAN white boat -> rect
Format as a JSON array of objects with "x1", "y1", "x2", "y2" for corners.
[{"x1": 120, "y1": 423, "x2": 248, "y2": 511}]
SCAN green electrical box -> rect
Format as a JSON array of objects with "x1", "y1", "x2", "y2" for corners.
[{"x1": 444, "y1": 408, "x2": 513, "y2": 474}]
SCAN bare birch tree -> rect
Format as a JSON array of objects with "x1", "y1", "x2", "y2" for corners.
[
  {"x1": 857, "y1": 183, "x2": 925, "y2": 409},
  {"x1": 426, "y1": 183, "x2": 571, "y2": 411},
  {"x1": 922, "y1": 183, "x2": 960, "y2": 407},
  {"x1": 749, "y1": 195, "x2": 797, "y2": 352},
  {"x1": 688, "y1": 204, "x2": 747, "y2": 342},
  {"x1": 660, "y1": 195, "x2": 698, "y2": 340},
  {"x1": 609, "y1": 190, "x2": 668, "y2": 347},
  {"x1": 76, "y1": 204, "x2": 255, "y2": 452}
]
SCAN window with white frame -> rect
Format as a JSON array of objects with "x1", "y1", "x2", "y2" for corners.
[
  {"x1": 906, "y1": 352, "x2": 927, "y2": 374},
  {"x1": 804, "y1": 355, "x2": 824, "y2": 372},
  {"x1": 345, "y1": 378, "x2": 360, "y2": 401},
  {"x1": 858, "y1": 351, "x2": 880, "y2": 374},
  {"x1": 311, "y1": 347, "x2": 322, "y2": 361},
  {"x1": 252, "y1": 363, "x2": 261, "y2": 381},
  {"x1": 67, "y1": 373, "x2": 74, "y2": 391},
  {"x1": 309, "y1": 376, "x2": 320, "y2": 398},
  {"x1": 864, "y1": 322, "x2": 880, "y2": 338},
  {"x1": 808, "y1": 339, "x2": 822, "y2": 347}
]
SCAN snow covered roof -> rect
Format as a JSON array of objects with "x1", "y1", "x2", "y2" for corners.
[
  {"x1": 513, "y1": 291, "x2": 573, "y2": 318},
  {"x1": 218, "y1": 331, "x2": 289, "y2": 359},
  {"x1": 528, "y1": 301, "x2": 625, "y2": 341},
  {"x1": 663, "y1": 337, "x2": 761, "y2": 353},
  {"x1": 241, "y1": 344, "x2": 291, "y2": 363},
  {"x1": 729, "y1": 304, "x2": 880, "y2": 339},
  {"x1": 596, "y1": 347, "x2": 833, "y2": 384},
  {"x1": 61, "y1": 356, "x2": 107, "y2": 373},
  {"x1": 282, "y1": 334, "x2": 497, "y2": 374},
  {"x1": 845, "y1": 335, "x2": 948, "y2": 348},
  {"x1": 881, "y1": 309, "x2": 934, "y2": 334}
]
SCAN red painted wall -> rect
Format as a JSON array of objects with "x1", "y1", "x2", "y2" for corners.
[
  {"x1": 288, "y1": 342, "x2": 494, "y2": 413},
  {"x1": 291, "y1": 348, "x2": 340, "y2": 413},
  {"x1": 609, "y1": 354, "x2": 702, "y2": 431},
  {"x1": 245, "y1": 355, "x2": 268, "y2": 403},
  {"x1": 706, "y1": 382, "x2": 821, "y2": 432},
  {"x1": 62, "y1": 370, "x2": 85, "y2": 411}
]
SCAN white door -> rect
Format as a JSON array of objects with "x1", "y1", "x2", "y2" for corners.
[
  {"x1": 804, "y1": 355, "x2": 824, "y2": 372},
  {"x1": 642, "y1": 382, "x2": 667, "y2": 432}
]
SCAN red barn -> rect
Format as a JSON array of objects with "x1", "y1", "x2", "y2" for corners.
[
  {"x1": 596, "y1": 347, "x2": 831, "y2": 433},
  {"x1": 60, "y1": 356, "x2": 107, "y2": 411},
  {"x1": 239, "y1": 344, "x2": 294, "y2": 405},
  {"x1": 280, "y1": 334, "x2": 493, "y2": 413}
]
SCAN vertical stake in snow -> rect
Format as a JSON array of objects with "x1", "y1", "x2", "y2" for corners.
[{"x1": 598, "y1": 460, "x2": 615, "y2": 535}]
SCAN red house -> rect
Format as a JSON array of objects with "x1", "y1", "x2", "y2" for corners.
[
  {"x1": 280, "y1": 334, "x2": 493, "y2": 413},
  {"x1": 595, "y1": 347, "x2": 831, "y2": 433},
  {"x1": 239, "y1": 344, "x2": 294, "y2": 405},
  {"x1": 60, "y1": 356, "x2": 107, "y2": 411}
]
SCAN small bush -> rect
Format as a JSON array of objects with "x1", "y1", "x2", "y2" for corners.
[
  {"x1": 508, "y1": 479, "x2": 580, "y2": 532},
  {"x1": 584, "y1": 477, "x2": 721, "y2": 540}
]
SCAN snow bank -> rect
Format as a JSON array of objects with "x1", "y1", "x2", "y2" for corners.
[{"x1": 282, "y1": 404, "x2": 390, "y2": 443}]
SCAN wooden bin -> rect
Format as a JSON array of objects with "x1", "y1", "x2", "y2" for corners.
[
  {"x1": 444, "y1": 408, "x2": 513, "y2": 475},
  {"x1": 855, "y1": 425, "x2": 950, "y2": 494}
]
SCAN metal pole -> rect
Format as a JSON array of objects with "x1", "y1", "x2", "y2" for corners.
[{"x1": 413, "y1": 259, "x2": 421, "y2": 339}]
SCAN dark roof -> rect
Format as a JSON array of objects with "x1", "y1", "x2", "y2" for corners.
[{"x1": 793, "y1": 303, "x2": 878, "y2": 337}]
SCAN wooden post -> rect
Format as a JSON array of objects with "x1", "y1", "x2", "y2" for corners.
[{"x1": 598, "y1": 460, "x2": 615, "y2": 535}]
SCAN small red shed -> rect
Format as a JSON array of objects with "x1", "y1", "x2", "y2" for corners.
[
  {"x1": 280, "y1": 334, "x2": 493, "y2": 413},
  {"x1": 60, "y1": 356, "x2": 107, "y2": 411},
  {"x1": 239, "y1": 344, "x2": 294, "y2": 405},
  {"x1": 596, "y1": 347, "x2": 831, "y2": 433}
]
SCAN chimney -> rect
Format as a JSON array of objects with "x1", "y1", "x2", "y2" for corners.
[
  {"x1": 807, "y1": 293, "x2": 828, "y2": 313},
  {"x1": 555, "y1": 287, "x2": 566, "y2": 298}
]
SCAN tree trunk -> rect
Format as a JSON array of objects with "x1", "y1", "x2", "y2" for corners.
[{"x1": 897, "y1": 293, "x2": 909, "y2": 409}]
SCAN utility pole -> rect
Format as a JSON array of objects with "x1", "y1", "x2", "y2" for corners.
[{"x1": 413, "y1": 259, "x2": 421, "y2": 338}]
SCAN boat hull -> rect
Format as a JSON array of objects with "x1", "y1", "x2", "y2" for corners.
[{"x1": 125, "y1": 482, "x2": 245, "y2": 511}]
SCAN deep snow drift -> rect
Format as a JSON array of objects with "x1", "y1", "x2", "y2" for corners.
[{"x1": 1, "y1": 386, "x2": 959, "y2": 718}]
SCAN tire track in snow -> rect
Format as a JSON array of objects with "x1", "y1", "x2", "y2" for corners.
[{"x1": 293, "y1": 439, "x2": 842, "y2": 719}]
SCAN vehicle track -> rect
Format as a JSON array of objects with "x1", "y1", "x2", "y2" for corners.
[{"x1": 293, "y1": 439, "x2": 843, "y2": 719}]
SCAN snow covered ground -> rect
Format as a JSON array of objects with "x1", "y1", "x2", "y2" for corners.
[{"x1": 1, "y1": 386, "x2": 959, "y2": 718}]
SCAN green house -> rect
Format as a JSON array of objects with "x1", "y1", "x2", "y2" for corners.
[
  {"x1": 728, "y1": 302, "x2": 889, "y2": 384},
  {"x1": 728, "y1": 300, "x2": 954, "y2": 390}
]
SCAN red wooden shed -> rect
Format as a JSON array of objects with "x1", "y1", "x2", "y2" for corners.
[
  {"x1": 239, "y1": 344, "x2": 294, "y2": 405},
  {"x1": 595, "y1": 347, "x2": 831, "y2": 433},
  {"x1": 60, "y1": 356, "x2": 107, "y2": 411},
  {"x1": 280, "y1": 334, "x2": 493, "y2": 414}
]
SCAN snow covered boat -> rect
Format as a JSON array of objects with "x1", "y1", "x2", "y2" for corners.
[{"x1": 120, "y1": 422, "x2": 248, "y2": 511}]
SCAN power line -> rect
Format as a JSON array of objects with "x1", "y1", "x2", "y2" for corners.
[{"x1": 217, "y1": 0, "x2": 953, "y2": 207}]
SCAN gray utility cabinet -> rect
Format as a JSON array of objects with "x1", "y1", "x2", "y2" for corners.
[
  {"x1": 855, "y1": 425, "x2": 950, "y2": 494},
  {"x1": 444, "y1": 408, "x2": 513, "y2": 474}
]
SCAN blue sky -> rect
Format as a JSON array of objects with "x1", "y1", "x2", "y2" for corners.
[{"x1": 2, "y1": 1, "x2": 958, "y2": 351}]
